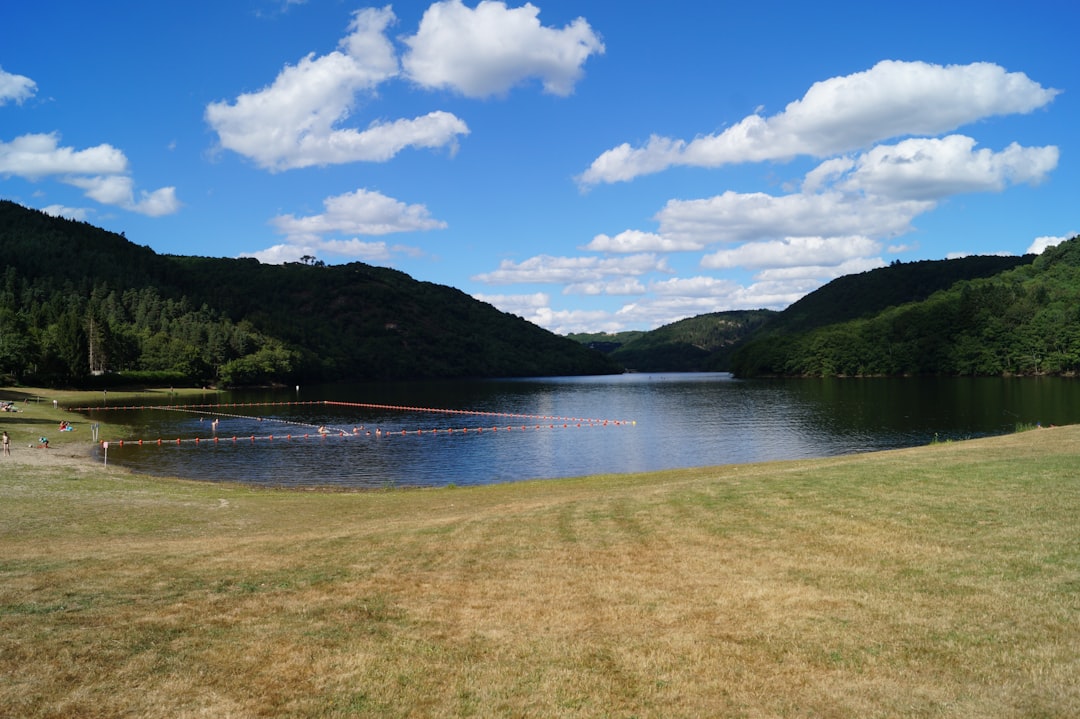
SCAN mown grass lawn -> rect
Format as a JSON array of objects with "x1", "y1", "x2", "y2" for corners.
[{"x1": 2, "y1": 388, "x2": 1078, "y2": 717}]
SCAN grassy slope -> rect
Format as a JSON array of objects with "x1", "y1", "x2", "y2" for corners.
[{"x1": 2, "y1": 389, "x2": 1078, "y2": 718}]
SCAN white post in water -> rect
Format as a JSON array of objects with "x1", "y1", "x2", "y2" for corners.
[{"x1": 102, "y1": 441, "x2": 108, "y2": 466}]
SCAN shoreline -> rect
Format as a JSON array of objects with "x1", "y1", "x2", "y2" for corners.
[{"x1": 2, "y1": 386, "x2": 203, "y2": 474}]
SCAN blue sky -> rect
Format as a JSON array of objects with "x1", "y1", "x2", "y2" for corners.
[{"x1": 2, "y1": 1, "x2": 1076, "y2": 334}]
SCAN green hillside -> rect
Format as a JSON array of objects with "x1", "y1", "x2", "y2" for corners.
[
  {"x1": 0, "y1": 200, "x2": 619, "y2": 387},
  {"x1": 566, "y1": 250, "x2": 1058, "y2": 376},
  {"x1": 731, "y1": 239, "x2": 1080, "y2": 377},
  {"x1": 758, "y1": 254, "x2": 1034, "y2": 336},
  {"x1": 609, "y1": 311, "x2": 775, "y2": 372}
]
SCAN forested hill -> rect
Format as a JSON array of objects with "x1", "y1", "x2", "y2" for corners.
[
  {"x1": 761, "y1": 254, "x2": 1034, "y2": 336},
  {"x1": 0, "y1": 200, "x2": 619, "y2": 386},
  {"x1": 567, "y1": 255, "x2": 1036, "y2": 374},
  {"x1": 730, "y1": 239, "x2": 1080, "y2": 377},
  {"x1": 569, "y1": 311, "x2": 777, "y2": 372}
]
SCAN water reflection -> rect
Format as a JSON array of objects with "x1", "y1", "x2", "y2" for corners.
[{"x1": 86, "y1": 373, "x2": 1080, "y2": 488}]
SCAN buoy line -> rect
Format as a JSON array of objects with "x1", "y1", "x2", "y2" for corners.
[
  {"x1": 99, "y1": 419, "x2": 629, "y2": 449},
  {"x1": 72, "y1": 399, "x2": 634, "y2": 450},
  {"x1": 149, "y1": 404, "x2": 352, "y2": 436},
  {"x1": 323, "y1": 400, "x2": 622, "y2": 425},
  {"x1": 69, "y1": 399, "x2": 632, "y2": 426}
]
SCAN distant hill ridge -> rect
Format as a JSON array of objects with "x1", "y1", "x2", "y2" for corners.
[
  {"x1": 0, "y1": 200, "x2": 618, "y2": 386},
  {"x1": 6, "y1": 199, "x2": 1076, "y2": 384},
  {"x1": 569, "y1": 247, "x2": 1080, "y2": 377}
]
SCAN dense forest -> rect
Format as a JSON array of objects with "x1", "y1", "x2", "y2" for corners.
[
  {"x1": 0, "y1": 200, "x2": 618, "y2": 387},
  {"x1": 729, "y1": 241, "x2": 1080, "y2": 377},
  {"x1": 6, "y1": 198, "x2": 1077, "y2": 386},
  {"x1": 570, "y1": 311, "x2": 776, "y2": 372},
  {"x1": 566, "y1": 253, "x2": 1042, "y2": 374}
]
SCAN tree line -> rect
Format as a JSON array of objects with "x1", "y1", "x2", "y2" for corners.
[
  {"x1": 729, "y1": 238, "x2": 1080, "y2": 377},
  {"x1": 0, "y1": 201, "x2": 618, "y2": 387}
]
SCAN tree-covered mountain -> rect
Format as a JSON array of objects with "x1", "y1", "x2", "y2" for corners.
[
  {"x1": 0, "y1": 200, "x2": 619, "y2": 386},
  {"x1": 750, "y1": 254, "x2": 1034, "y2": 337},
  {"x1": 566, "y1": 250, "x2": 1061, "y2": 377},
  {"x1": 729, "y1": 241, "x2": 1080, "y2": 377},
  {"x1": 568, "y1": 311, "x2": 776, "y2": 372}
]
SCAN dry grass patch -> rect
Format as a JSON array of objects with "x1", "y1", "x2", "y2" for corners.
[{"x1": 2, "y1": 388, "x2": 1079, "y2": 717}]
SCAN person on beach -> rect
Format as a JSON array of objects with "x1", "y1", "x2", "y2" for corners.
[{"x1": 2, "y1": 430, "x2": 9, "y2": 456}]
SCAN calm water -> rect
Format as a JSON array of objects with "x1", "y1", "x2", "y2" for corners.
[{"x1": 84, "y1": 373, "x2": 1080, "y2": 488}]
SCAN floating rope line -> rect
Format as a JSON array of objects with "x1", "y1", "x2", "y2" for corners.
[
  {"x1": 100, "y1": 420, "x2": 626, "y2": 448},
  {"x1": 323, "y1": 400, "x2": 620, "y2": 425},
  {"x1": 71, "y1": 400, "x2": 634, "y2": 449},
  {"x1": 147, "y1": 404, "x2": 353, "y2": 436},
  {"x1": 70, "y1": 399, "x2": 626, "y2": 425}
]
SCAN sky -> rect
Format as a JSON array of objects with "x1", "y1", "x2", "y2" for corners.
[{"x1": 1, "y1": 1, "x2": 1077, "y2": 335}]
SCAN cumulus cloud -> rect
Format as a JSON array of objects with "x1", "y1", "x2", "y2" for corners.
[
  {"x1": 271, "y1": 188, "x2": 447, "y2": 240},
  {"x1": 1027, "y1": 234, "x2": 1075, "y2": 254},
  {"x1": 206, "y1": 6, "x2": 469, "y2": 171},
  {"x1": 583, "y1": 229, "x2": 704, "y2": 253},
  {"x1": 472, "y1": 253, "x2": 668, "y2": 285},
  {"x1": 473, "y1": 58, "x2": 1061, "y2": 333},
  {"x1": 0, "y1": 66, "x2": 36, "y2": 106},
  {"x1": 656, "y1": 190, "x2": 933, "y2": 247},
  {"x1": 564, "y1": 277, "x2": 647, "y2": 296},
  {"x1": 208, "y1": 2, "x2": 603, "y2": 170},
  {"x1": 830, "y1": 136, "x2": 1059, "y2": 200},
  {"x1": 242, "y1": 239, "x2": 402, "y2": 265},
  {"x1": 651, "y1": 135, "x2": 1055, "y2": 252},
  {"x1": 402, "y1": 0, "x2": 604, "y2": 97},
  {"x1": 65, "y1": 175, "x2": 180, "y2": 217},
  {"x1": 473, "y1": 291, "x2": 617, "y2": 334},
  {"x1": 701, "y1": 236, "x2": 882, "y2": 270},
  {"x1": 0, "y1": 132, "x2": 180, "y2": 216},
  {"x1": 0, "y1": 132, "x2": 128, "y2": 179},
  {"x1": 578, "y1": 60, "x2": 1060, "y2": 186},
  {"x1": 41, "y1": 204, "x2": 90, "y2": 222},
  {"x1": 251, "y1": 188, "x2": 445, "y2": 263}
]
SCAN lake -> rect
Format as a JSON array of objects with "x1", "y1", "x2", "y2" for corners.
[{"x1": 85, "y1": 373, "x2": 1080, "y2": 488}]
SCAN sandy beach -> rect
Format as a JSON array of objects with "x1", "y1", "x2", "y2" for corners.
[{"x1": 2, "y1": 440, "x2": 101, "y2": 471}]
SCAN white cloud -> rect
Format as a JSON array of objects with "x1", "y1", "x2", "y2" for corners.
[
  {"x1": 41, "y1": 204, "x2": 90, "y2": 222},
  {"x1": 583, "y1": 229, "x2": 703, "y2": 253},
  {"x1": 579, "y1": 60, "x2": 1059, "y2": 186},
  {"x1": 472, "y1": 291, "x2": 549, "y2": 313},
  {"x1": 0, "y1": 66, "x2": 36, "y2": 106},
  {"x1": 650, "y1": 275, "x2": 741, "y2": 297},
  {"x1": 65, "y1": 175, "x2": 180, "y2": 217},
  {"x1": 753, "y1": 256, "x2": 886, "y2": 282},
  {"x1": 0, "y1": 132, "x2": 128, "y2": 179},
  {"x1": 492, "y1": 123, "x2": 1059, "y2": 333},
  {"x1": 317, "y1": 238, "x2": 407, "y2": 261},
  {"x1": 0, "y1": 132, "x2": 180, "y2": 216},
  {"x1": 473, "y1": 291, "x2": 620, "y2": 334},
  {"x1": 652, "y1": 136, "x2": 1055, "y2": 252},
  {"x1": 563, "y1": 277, "x2": 646, "y2": 296},
  {"x1": 402, "y1": 0, "x2": 605, "y2": 98},
  {"x1": 271, "y1": 188, "x2": 447, "y2": 239},
  {"x1": 255, "y1": 188, "x2": 441, "y2": 264},
  {"x1": 833, "y1": 135, "x2": 1059, "y2": 200},
  {"x1": 206, "y1": 6, "x2": 469, "y2": 171},
  {"x1": 472, "y1": 253, "x2": 668, "y2": 285},
  {"x1": 243, "y1": 238, "x2": 406, "y2": 264},
  {"x1": 656, "y1": 190, "x2": 933, "y2": 247},
  {"x1": 1027, "y1": 234, "x2": 1075, "y2": 254},
  {"x1": 242, "y1": 243, "x2": 315, "y2": 264},
  {"x1": 701, "y1": 236, "x2": 882, "y2": 270}
]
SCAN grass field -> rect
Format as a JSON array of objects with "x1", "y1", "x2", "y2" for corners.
[{"x1": 2, "y1": 388, "x2": 1078, "y2": 717}]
